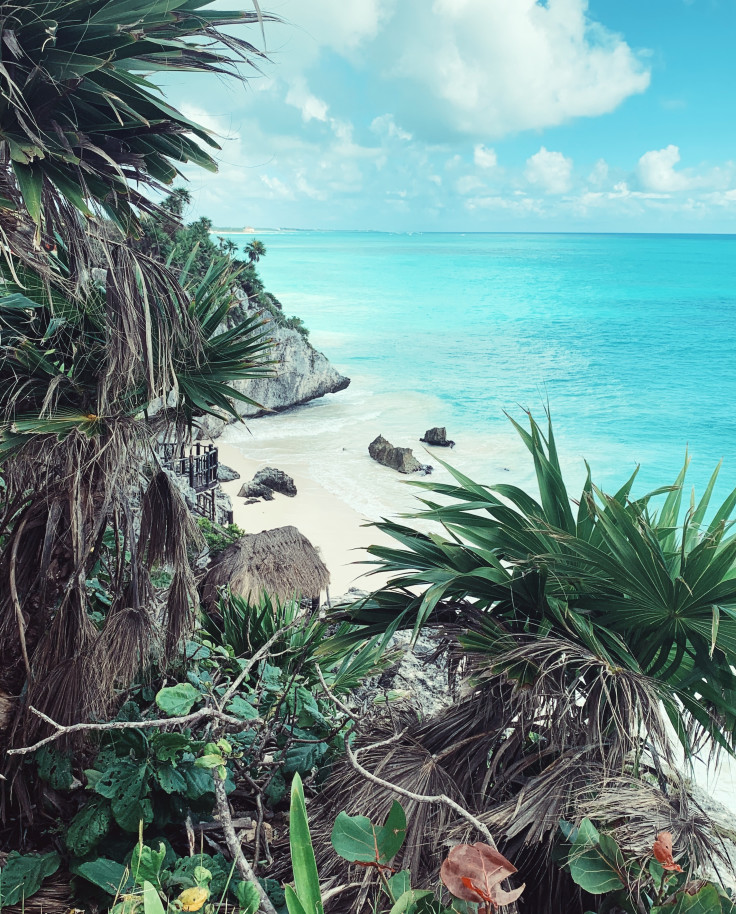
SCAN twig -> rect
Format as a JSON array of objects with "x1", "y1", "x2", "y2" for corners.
[
  {"x1": 321, "y1": 881, "x2": 364, "y2": 903},
  {"x1": 6, "y1": 705, "x2": 259, "y2": 756},
  {"x1": 220, "y1": 622, "x2": 299, "y2": 708},
  {"x1": 185, "y1": 815, "x2": 196, "y2": 857},
  {"x1": 213, "y1": 773, "x2": 278, "y2": 914},
  {"x1": 316, "y1": 665, "x2": 360, "y2": 723},
  {"x1": 9, "y1": 513, "x2": 32, "y2": 682},
  {"x1": 346, "y1": 730, "x2": 499, "y2": 849}
]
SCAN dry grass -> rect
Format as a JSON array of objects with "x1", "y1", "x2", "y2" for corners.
[{"x1": 202, "y1": 525, "x2": 330, "y2": 606}]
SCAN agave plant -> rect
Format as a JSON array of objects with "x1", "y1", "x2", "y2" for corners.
[
  {"x1": 317, "y1": 413, "x2": 736, "y2": 913},
  {"x1": 0, "y1": 0, "x2": 273, "y2": 246}
]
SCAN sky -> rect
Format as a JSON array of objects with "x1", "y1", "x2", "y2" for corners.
[{"x1": 166, "y1": 0, "x2": 736, "y2": 232}]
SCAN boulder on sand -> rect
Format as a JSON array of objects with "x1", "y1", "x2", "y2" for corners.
[
  {"x1": 368, "y1": 435, "x2": 431, "y2": 475},
  {"x1": 420, "y1": 427, "x2": 455, "y2": 448},
  {"x1": 238, "y1": 467, "x2": 297, "y2": 501}
]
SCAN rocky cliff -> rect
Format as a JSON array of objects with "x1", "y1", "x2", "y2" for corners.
[{"x1": 197, "y1": 304, "x2": 350, "y2": 439}]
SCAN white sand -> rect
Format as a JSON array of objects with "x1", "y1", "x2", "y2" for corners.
[{"x1": 216, "y1": 441, "x2": 395, "y2": 598}]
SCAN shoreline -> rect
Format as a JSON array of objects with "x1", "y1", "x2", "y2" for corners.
[{"x1": 216, "y1": 440, "x2": 395, "y2": 597}]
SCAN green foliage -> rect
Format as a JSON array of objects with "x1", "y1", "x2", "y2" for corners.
[
  {"x1": 285, "y1": 773, "x2": 324, "y2": 914},
  {"x1": 196, "y1": 518, "x2": 245, "y2": 559},
  {"x1": 567, "y1": 819, "x2": 625, "y2": 895},
  {"x1": 0, "y1": 1, "x2": 270, "y2": 236},
  {"x1": 561, "y1": 820, "x2": 736, "y2": 914},
  {"x1": 331, "y1": 802, "x2": 407, "y2": 865},
  {"x1": 0, "y1": 851, "x2": 61, "y2": 908},
  {"x1": 202, "y1": 590, "x2": 392, "y2": 694},
  {"x1": 155, "y1": 684, "x2": 201, "y2": 717},
  {"x1": 346, "y1": 410, "x2": 736, "y2": 760},
  {"x1": 233, "y1": 880, "x2": 261, "y2": 914},
  {"x1": 73, "y1": 858, "x2": 133, "y2": 896},
  {"x1": 35, "y1": 746, "x2": 73, "y2": 790}
]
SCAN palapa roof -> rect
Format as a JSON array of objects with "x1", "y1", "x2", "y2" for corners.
[{"x1": 202, "y1": 525, "x2": 330, "y2": 606}]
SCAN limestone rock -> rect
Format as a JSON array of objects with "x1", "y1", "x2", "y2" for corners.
[
  {"x1": 217, "y1": 463, "x2": 240, "y2": 482},
  {"x1": 368, "y1": 435, "x2": 430, "y2": 474},
  {"x1": 238, "y1": 467, "x2": 296, "y2": 501},
  {"x1": 420, "y1": 426, "x2": 455, "y2": 448},
  {"x1": 195, "y1": 300, "x2": 350, "y2": 439}
]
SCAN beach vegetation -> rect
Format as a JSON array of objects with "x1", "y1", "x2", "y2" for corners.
[
  {"x1": 323, "y1": 410, "x2": 736, "y2": 912},
  {"x1": 0, "y1": 0, "x2": 279, "y2": 818}
]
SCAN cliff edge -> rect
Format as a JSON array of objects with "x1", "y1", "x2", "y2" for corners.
[{"x1": 197, "y1": 303, "x2": 350, "y2": 439}]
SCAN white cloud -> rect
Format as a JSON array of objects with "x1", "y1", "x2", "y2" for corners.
[
  {"x1": 371, "y1": 114, "x2": 412, "y2": 141},
  {"x1": 525, "y1": 147, "x2": 573, "y2": 194},
  {"x1": 588, "y1": 158, "x2": 609, "y2": 186},
  {"x1": 474, "y1": 144, "x2": 497, "y2": 168},
  {"x1": 387, "y1": 0, "x2": 650, "y2": 138},
  {"x1": 457, "y1": 175, "x2": 484, "y2": 195},
  {"x1": 285, "y1": 79, "x2": 329, "y2": 122},
  {"x1": 637, "y1": 145, "x2": 693, "y2": 193}
]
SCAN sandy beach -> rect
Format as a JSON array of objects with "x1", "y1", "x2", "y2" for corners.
[{"x1": 216, "y1": 440, "x2": 395, "y2": 598}]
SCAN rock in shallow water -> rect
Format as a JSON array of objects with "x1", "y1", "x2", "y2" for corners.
[
  {"x1": 420, "y1": 426, "x2": 455, "y2": 448},
  {"x1": 368, "y1": 434, "x2": 431, "y2": 474}
]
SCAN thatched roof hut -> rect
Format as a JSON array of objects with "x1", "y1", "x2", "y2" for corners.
[{"x1": 202, "y1": 525, "x2": 330, "y2": 608}]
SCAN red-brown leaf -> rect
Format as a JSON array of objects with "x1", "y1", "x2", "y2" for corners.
[
  {"x1": 653, "y1": 831, "x2": 683, "y2": 873},
  {"x1": 440, "y1": 842, "x2": 524, "y2": 907}
]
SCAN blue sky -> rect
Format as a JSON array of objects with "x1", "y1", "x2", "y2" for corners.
[{"x1": 167, "y1": 0, "x2": 736, "y2": 232}]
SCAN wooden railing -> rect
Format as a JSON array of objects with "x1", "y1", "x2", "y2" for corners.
[{"x1": 158, "y1": 442, "x2": 233, "y2": 524}]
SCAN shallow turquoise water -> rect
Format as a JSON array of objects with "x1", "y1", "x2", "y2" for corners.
[{"x1": 222, "y1": 231, "x2": 736, "y2": 509}]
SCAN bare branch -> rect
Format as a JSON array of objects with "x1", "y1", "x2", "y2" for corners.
[
  {"x1": 316, "y1": 664, "x2": 360, "y2": 723},
  {"x1": 213, "y1": 773, "x2": 278, "y2": 914},
  {"x1": 346, "y1": 731, "x2": 499, "y2": 849},
  {"x1": 6, "y1": 705, "x2": 259, "y2": 756}
]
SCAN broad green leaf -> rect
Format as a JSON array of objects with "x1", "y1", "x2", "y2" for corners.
[
  {"x1": 652, "y1": 884, "x2": 725, "y2": 914},
  {"x1": 331, "y1": 801, "x2": 407, "y2": 865},
  {"x1": 233, "y1": 880, "x2": 260, "y2": 914},
  {"x1": 75, "y1": 858, "x2": 132, "y2": 895},
  {"x1": 95, "y1": 760, "x2": 150, "y2": 832},
  {"x1": 65, "y1": 798, "x2": 113, "y2": 856},
  {"x1": 389, "y1": 889, "x2": 437, "y2": 913},
  {"x1": 151, "y1": 731, "x2": 192, "y2": 762},
  {"x1": 0, "y1": 852, "x2": 60, "y2": 907},
  {"x1": 568, "y1": 819, "x2": 624, "y2": 895},
  {"x1": 130, "y1": 843, "x2": 166, "y2": 889},
  {"x1": 225, "y1": 694, "x2": 258, "y2": 720},
  {"x1": 155, "y1": 683, "x2": 200, "y2": 716},
  {"x1": 35, "y1": 746, "x2": 73, "y2": 790},
  {"x1": 143, "y1": 880, "x2": 166, "y2": 914},
  {"x1": 155, "y1": 765, "x2": 187, "y2": 794},
  {"x1": 387, "y1": 870, "x2": 412, "y2": 903},
  {"x1": 282, "y1": 741, "x2": 328, "y2": 775}
]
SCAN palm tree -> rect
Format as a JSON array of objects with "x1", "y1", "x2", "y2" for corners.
[
  {"x1": 321, "y1": 412, "x2": 736, "y2": 912},
  {"x1": 0, "y1": 0, "x2": 278, "y2": 817},
  {"x1": 246, "y1": 239, "x2": 266, "y2": 263},
  {"x1": 0, "y1": 250, "x2": 274, "y2": 814}
]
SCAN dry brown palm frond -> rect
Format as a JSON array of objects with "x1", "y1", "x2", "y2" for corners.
[
  {"x1": 305, "y1": 715, "x2": 469, "y2": 912},
  {"x1": 471, "y1": 636, "x2": 676, "y2": 775},
  {"x1": 0, "y1": 426, "x2": 203, "y2": 812},
  {"x1": 90, "y1": 605, "x2": 155, "y2": 709},
  {"x1": 577, "y1": 769, "x2": 735, "y2": 882}
]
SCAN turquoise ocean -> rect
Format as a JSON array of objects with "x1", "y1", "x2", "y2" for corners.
[{"x1": 219, "y1": 232, "x2": 736, "y2": 521}]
